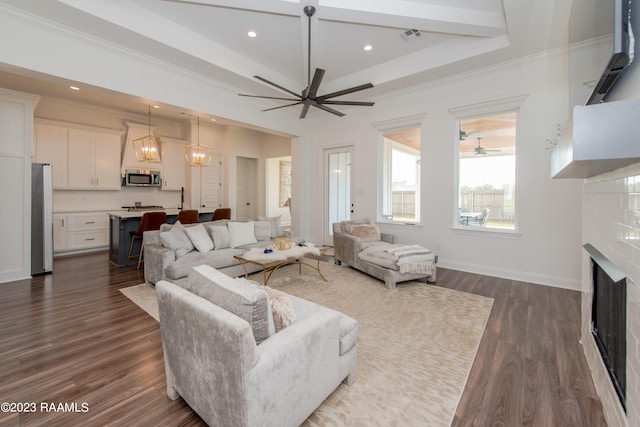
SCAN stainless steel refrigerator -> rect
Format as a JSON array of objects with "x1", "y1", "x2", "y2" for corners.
[{"x1": 32, "y1": 163, "x2": 53, "y2": 275}]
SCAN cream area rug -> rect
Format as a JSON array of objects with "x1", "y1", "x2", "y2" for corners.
[{"x1": 120, "y1": 261, "x2": 493, "y2": 427}]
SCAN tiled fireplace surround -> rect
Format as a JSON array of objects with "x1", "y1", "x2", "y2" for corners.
[{"x1": 583, "y1": 164, "x2": 640, "y2": 426}]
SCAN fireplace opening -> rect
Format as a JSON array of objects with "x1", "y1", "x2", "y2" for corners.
[{"x1": 586, "y1": 244, "x2": 627, "y2": 412}]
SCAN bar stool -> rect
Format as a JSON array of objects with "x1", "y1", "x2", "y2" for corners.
[
  {"x1": 177, "y1": 209, "x2": 199, "y2": 224},
  {"x1": 127, "y1": 211, "x2": 167, "y2": 269},
  {"x1": 211, "y1": 208, "x2": 231, "y2": 221}
]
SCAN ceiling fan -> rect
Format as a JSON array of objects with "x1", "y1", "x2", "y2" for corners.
[
  {"x1": 469, "y1": 137, "x2": 501, "y2": 155},
  {"x1": 239, "y1": 5, "x2": 375, "y2": 119}
]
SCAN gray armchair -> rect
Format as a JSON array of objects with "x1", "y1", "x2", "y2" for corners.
[{"x1": 156, "y1": 265, "x2": 358, "y2": 427}]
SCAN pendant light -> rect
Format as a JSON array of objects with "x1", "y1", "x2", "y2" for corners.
[
  {"x1": 132, "y1": 105, "x2": 163, "y2": 162},
  {"x1": 184, "y1": 116, "x2": 213, "y2": 167}
]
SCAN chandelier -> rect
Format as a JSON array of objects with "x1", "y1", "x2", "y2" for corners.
[
  {"x1": 184, "y1": 117, "x2": 213, "y2": 167},
  {"x1": 132, "y1": 105, "x2": 163, "y2": 162}
]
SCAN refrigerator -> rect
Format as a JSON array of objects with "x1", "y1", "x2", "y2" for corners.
[{"x1": 32, "y1": 163, "x2": 53, "y2": 275}]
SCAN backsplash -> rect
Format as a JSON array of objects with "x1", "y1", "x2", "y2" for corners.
[
  {"x1": 582, "y1": 163, "x2": 640, "y2": 426},
  {"x1": 53, "y1": 187, "x2": 185, "y2": 213}
]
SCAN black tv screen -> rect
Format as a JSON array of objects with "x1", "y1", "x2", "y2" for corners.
[{"x1": 586, "y1": 0, "x2": 634, "y2": 104}]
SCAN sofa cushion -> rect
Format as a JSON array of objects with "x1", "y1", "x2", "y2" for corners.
[
  {"x1": 288, "y1": 294, "x2": 358, "y2": 356},
  {"x1": 184, "y1": 223, "x2": 214, "y2": 253},
  {"x1": 339, "y1": 218, "x2": 371, "y2": 234},
  {"x1": 254, "y1": 220, "x2": 272, "y2": 242},
  {"x1": 258, "y1": 215, "x2": 282, "y2": 237},
  {"x1": 165, "y1": 248, "x2": 246, "y2": 280},
  {"x1": 186, "y1": 265, "x2": 274, "y2": 343},
  {"x1": 228, "y1": 221, "x2": 258, "y2": 248},
  {"x1": 159, "y1": 220, "x2": 194, "y2": 258},
  {"x1": 207, "y1": 224, "x2": 231, "y2": 249},
  {"x1": 350, "y1": 223, "x2": 381, "y2": 242},
  {"x1": 358, "y1": 243, "x2": 400, "y2": 270}
]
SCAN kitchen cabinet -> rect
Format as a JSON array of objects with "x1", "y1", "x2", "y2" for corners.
[
  {"x1": 34, "y1": 123, "x2": 68, "y2": 188},
  {"x1": 161, "y1": 138, "x2": 186, "y2": 190},
  {"x1": 53, "y1": 213, "x2": 68, "y2": 252},
  {"x1": 68, "y1": 129, "x2": 121, "y2": 189},
  {"x1": 54, "y1": 212, "x2": 109, "y2": 254}
]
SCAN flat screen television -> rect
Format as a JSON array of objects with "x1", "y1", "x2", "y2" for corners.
[{"x1": 586, "y1": 0, "x2": 635, "y2": 104}]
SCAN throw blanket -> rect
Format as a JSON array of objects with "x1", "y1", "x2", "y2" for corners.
[{"x1": 386, "y1": 245, "x2": 435, "y2": 275}]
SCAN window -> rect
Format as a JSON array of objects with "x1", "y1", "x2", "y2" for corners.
[
  {"x1": 381, "y1": 126, "x2": 421, "y2": 223},
  {"x1": 457, "y1": 111, "x2": 516, "y2": 230}
]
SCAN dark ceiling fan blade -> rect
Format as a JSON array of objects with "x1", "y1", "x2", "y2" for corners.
[
  {"x1": 321, "y1": 100, "x2": 375, "y2": 106},
  {"x1": 239, "y1": 94, "x2": 301, "y2": 101},
  {"x1": 299, "y1": 104, "x2": 310, "y2": 119},
  {"x1": 317, "y1": 83, "x2": 374, "y2": 101},
  {"x1": 262, "y1": 102, "x2": 302, "y2": 112},
  {"x1": 254, "y1": 76, "x2": 300, "y2": 98},
  {"x1": 307, "y1": 68, "x2": 325, "y2": 99},
  {"x1": 313, "y1": 103, "x2": 345, "y2": 117}
]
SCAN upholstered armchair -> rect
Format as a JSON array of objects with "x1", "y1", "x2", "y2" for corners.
[{"x1": 156, "y1": 265, "x2": 358, "y2": 427}]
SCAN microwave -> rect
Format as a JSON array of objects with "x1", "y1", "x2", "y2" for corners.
[{"x1": 123, "y1": 169, "x2": 161, "y2": 187}]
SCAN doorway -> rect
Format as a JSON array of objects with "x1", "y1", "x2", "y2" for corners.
[
  {"x1": 236, "y1": 156, "x2": 257, "y2": 220},
  {"x1": 324, "y1": 146, "x2": 354, "y2": 245}
]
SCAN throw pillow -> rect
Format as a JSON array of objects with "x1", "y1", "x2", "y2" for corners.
[
  {"x1": 264, "y1": 287, "x2": 296, "y2": 331},
  {"x1": 350, "y1": 223, "x2": 381, "y2": 242},
  {"x1": 258, "y1": 215, "x2": 282, "y2": 237},
  {"x1": 159, "y1": 220, "x2": 194, "y2": 258},
  {"x1": 238, "y1": 278, "x2": 296, "y2": 332},
  {"x1": 206, "y1": 225, "x2": 231, "y2": 249},
  {"x1": 228, "y1": 221, "x2": 258, "y2": 248},
  {"x1": 184, "y1": 223, "x2": 214, "y2": 253},
  {"x1": 254, "y1": 220, "x2": 271, "y2": 241},
  {"x1": 187, "y1": 265, "x2": 273, "y2": 343}
]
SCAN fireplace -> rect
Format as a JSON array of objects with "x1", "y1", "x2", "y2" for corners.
[{"x1": 584, "y1": 243, "x2": 627, "y2": 412}]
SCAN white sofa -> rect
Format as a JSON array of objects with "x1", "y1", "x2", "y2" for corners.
[{"x1": 156, "y1": 265, "x2": 358, "y2": 427}]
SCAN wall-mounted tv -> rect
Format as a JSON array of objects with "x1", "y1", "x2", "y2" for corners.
[{"x1": 586, "y1": 0, "x2": 635, "y2": 104}]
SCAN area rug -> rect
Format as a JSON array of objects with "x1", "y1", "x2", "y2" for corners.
[{"x1": 120, "y1": 262, "x2": 493, "y2": 426}]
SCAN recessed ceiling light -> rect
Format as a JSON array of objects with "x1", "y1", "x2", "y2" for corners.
[
  {"x1": 152, "y1": 105, "x2": 160, "y2": 109},
  {"x1": 210, "y1": 118, "x2": 216, "y2": 122},
  {"x1": 363, "y1": 45, "x2": 373, "y2": 51},
  {"x1": 70, "y1": 86, "x2": 80, "y2": 91},
  {"x1": 247, "y1": 30, "x2": 257, "y2": 38}
]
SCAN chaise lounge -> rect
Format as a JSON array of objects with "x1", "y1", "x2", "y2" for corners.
[{"x1": 333, "y1": 218, "x2": 437, "y2": 289}]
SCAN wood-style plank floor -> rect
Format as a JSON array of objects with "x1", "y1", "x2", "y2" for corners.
[{"x1": 0, "y1": 252, "x2": 607, "y2": 426}]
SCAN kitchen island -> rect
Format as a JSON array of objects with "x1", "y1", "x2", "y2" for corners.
[{"x1": 108, "y1": 209, "x2": 214, "y2": 266}]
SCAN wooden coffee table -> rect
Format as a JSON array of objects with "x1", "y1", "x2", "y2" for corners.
[{"x1": 234, "y1": 246, "x2": 329, "y2": 286}]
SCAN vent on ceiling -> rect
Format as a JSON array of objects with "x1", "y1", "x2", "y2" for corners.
[{"x1": 401, "y1": 29, "x2": 422, "y2": 41}]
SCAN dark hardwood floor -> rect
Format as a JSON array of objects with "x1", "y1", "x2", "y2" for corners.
[{"x1": 0, "y1": 252, "x2": 607, "y2": 426}]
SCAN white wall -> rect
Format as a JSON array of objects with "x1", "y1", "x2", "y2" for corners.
[{"x1": 302, "y1": 49, "x2": 583, "y2": 289}]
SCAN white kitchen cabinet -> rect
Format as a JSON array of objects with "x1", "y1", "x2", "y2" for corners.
[
  {"x1": 34, "y1": 123, "x2": 68, "y2": 188},
  {"x1": 53, "y1": 213, "x2": 68, "y2": 252},
  {"x1": 161, "y1": 138, "x2": 186, "y2": 190},
  {"x1": 68, "y1": 129, "x2": 121, "y2": 189},
  {"x1": 54, "y1": 212, "x2": 109, "y2": 253}
]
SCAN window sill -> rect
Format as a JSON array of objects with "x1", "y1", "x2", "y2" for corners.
[{"x1": 451, "y1": 225, "x2": 522, "y2": 239}]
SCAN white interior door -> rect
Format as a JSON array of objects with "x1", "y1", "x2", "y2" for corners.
[
  {"x1": 200, "y1": 154, "x2": 222, "y2": 209},
  {"x1": 236, "y1": 156, "x2": 257, "y2": 220},
  {"x1": 324, "y1": 146, "x2": 354, "y2": 245}
]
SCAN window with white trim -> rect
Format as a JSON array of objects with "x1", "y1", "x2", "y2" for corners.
[
  {"x1": 381, "y1": 126, "x2": 421, "y2": 223},
  {"x1": 457, "y1": 111, "x2": 517, "y2": 230}
]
